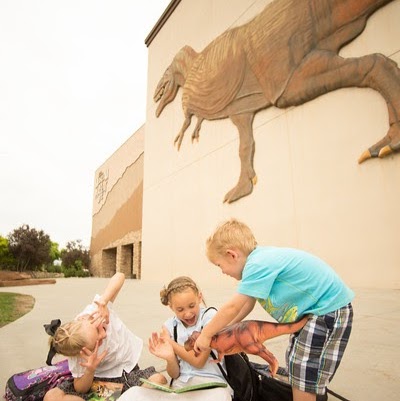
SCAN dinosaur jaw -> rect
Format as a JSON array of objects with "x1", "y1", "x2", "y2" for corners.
[{"x1": 155, "y1": 80, "x2": 179, "y2": 117}]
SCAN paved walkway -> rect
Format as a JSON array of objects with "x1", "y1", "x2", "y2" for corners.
[{"x1": 1, "y1": 278, "x2": 399, "y2": 400}]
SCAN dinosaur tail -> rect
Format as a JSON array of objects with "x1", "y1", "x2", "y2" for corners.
[
  {"x1": 280, "y1": 315, "x2": 309, "y2": 335},
  {"x1": 262, "y1": 315, "x2": 310, "y2": 339}
]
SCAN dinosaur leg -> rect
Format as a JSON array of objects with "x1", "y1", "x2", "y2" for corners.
[
  {"x1": 191, "y1": 117, "x2": 204, "y2": 143},
  {"x1": 174, "y1": 113, "x2": 192, "y2": 150},
  {"x1": 258, "y1": 347, "x2": 279, "y2": 376},
  {"x1": 224, "y1": 113, "x2": 256, "y2": 203},
  {"x1": 245, "y1": 343, "x2": 279, "y2": 376},
  {"x1": 276, "y1": 50, "x2": 400, "y2": 162}
]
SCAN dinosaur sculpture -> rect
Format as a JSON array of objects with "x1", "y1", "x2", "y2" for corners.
[
  {"x1": 154, "y1": 0, "x2": 400, "y2": 203},
  {"x1": 184, "y1": 316, "x2": 309, "y2": 376}
]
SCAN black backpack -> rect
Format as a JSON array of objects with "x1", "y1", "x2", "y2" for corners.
[
  {"x1": 212, "y1": 351, "x2": 259, "y2": 401},
  {"x1": 211, "y1": 353, "x2": 349, "y2": 401},
  {"x1": 251, "y1": 362, "x2": 328, "y2": 401},
  {"x1": 252, "y1": 362, "x2": 351, "y2": 401}
]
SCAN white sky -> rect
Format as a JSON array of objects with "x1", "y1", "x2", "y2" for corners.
[{"x1": 0, "y1": 0, "x2": 170, "y2": 249}]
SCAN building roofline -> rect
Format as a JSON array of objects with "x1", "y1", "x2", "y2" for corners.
[{"x1": 144, "y1": 0, "x2": 181, "y2": 47}]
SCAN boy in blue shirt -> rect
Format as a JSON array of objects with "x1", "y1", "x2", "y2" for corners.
[{"x1": 194, "y1": 218, "x2": 354, "y2": 401}]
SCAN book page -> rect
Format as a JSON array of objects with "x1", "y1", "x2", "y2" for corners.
[
  {"x1": 140, "y1": 378, "x2": 227, "y2": 393},
  {"x1": 139, "y1": 379, "x2": 174, "y2": 393}
]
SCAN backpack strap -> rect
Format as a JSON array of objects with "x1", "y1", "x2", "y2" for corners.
[
  {"x1": 202, "y1": 306, "x2": 217, "y2": 317},
  {"x1": 173, "y1": 320, "x2": 178, "y2": 342},
  {"x1": 201, "y1": 307, "x2": 229, "y2": 380},
  {"x1": 210, "y1": 350, "x2": 229, "y2": 381},
  {"x1": 173, "y1": 306, "x2": 218, "y2": 342}
]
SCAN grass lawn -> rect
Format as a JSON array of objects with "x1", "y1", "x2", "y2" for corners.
[{"x1": 0, "y1": 292, "x2": 35, "y2": 328}]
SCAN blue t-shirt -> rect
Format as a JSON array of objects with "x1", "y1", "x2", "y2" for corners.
[{"x1": 238, "y1": 246, "x2": 354, "y2": 322}]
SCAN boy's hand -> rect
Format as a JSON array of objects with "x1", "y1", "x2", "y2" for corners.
[{"x1": 193, "y1": 333, "x2": 212, "y2": 353}]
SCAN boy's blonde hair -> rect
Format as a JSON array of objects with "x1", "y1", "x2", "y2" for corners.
[
  {"x1": 206, "y1": 218, "x2": 257, "y2": 260},
  {"x1": 49, "y1": 320, "x2": 88, "y2": 357},
  {"x1": 160, "y1": 276, "x2": 205, "y2": 306}
]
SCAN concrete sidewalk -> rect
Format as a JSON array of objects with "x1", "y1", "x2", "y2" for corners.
[{"x1": 1, "y1": 278, "x2": 399, "y2": 400}]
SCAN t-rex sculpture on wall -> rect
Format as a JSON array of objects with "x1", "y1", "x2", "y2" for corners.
[{"x1": 154, "y1": 0, "x2": 400, "y2": 203}]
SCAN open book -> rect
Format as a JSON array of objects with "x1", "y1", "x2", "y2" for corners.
[
  {"x1": 140, "y1": 378, "x2": 228, "y2": 393},
  {"x1": 88, "y1": 381, "x2": 123, "y2": 401}
]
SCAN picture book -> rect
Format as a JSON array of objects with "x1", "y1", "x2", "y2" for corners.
[
  {"x1": 140, "y1": 378, "x2": 227, "y2": 393},
  {"x1": 88, "y1": 381, "x2": 123, "y2": 401}
]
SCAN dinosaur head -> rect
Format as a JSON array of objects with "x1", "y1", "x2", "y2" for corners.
[
  {"x1": 153, "y1": 45, "x2": 198, "y2": 118},
  {"x1": 184, "y1": 330, "x2": 200, "y2": 352},
  {"x1": 154, "y1": 66, "x2": 179, "y2": 117}
]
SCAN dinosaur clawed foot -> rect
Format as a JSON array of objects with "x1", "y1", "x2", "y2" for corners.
[
  {"x1": 358, "y1": 146, "x2": 393, "y2": 163},
  {"x1": 223, "y1": 176, "x2": 257, "y2": 203},
  {"x1": 191, "y1": 129, "x2": 200, "y2": 143},
  {"x1": 174, "y1": 133, "x2": 184, "y2": 151},
  {"x1": 358, "y1": 123, "x2": 400, "y2": 163}
]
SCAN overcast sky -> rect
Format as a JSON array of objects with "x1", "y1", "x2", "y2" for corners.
[{"x1": 0, "y1": 0, "x2": 170, "y2": 249}]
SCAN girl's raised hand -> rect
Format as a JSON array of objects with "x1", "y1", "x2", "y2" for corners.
[
  {"x1": 90, "y1": 300, "x2": 110, "y2": 326},
  {"x1": 79, "y1": 340, "x2": 107, "y2": 372},
  {"x1": 160, "y1": 325, "x2": 172, "y2": 342},
  {"x1": 148, "y1": 331, "x2": 174, "y2": 360}
]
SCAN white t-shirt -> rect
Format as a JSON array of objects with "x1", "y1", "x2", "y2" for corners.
[{"x1": 68, "y1": 294, "x2": 143, "y2": 378}]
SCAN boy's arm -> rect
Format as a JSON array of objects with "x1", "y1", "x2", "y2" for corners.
[
  {"x1": 228, "y1": 295, "x2": 256, "y2": 325},
  {"x1": 194, "y1": 293, "x2": 255, "y2": 353}
]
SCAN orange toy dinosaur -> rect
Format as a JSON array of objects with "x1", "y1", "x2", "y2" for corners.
[{"x1": 184, "y1": 316, "x2": 309, "y2": 376}]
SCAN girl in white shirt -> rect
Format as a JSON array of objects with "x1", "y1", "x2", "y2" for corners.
[
  {"x1": 44, "y1": 273, "x2": 166, "y2": 401},
  {"x1": 150, "y1": 276, "x2": 232, "y2": 400}
]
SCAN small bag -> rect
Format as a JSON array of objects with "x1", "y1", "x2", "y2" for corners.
[{"x1": 4, "y1": 359, "x2": 73, "y2": 401}]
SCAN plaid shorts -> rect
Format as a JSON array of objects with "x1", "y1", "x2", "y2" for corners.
[{"x1": 285, "y1": 303, "x2": 353, "y2": 395}]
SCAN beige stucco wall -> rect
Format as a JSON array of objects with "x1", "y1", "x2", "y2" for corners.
[
  {"x1": 142, "y1": 0, "x2": 400, "y2": 288},
  {"x1": 90, "y1": 127, "x2": 144, "y2": 277}
]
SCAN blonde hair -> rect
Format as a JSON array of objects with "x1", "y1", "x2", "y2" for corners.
[
  {"x1": 206, "y1": 218, "x2": 257, "y2": 260},
  {"x1": 49, "y1": 320, "x2": 88, "y2": 357},
  {"x1": 160, "y1": 276, "x2": 205, "y2": 306}
]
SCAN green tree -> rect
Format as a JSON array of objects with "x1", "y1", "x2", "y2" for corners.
[
  {"x1": 61, "y1": 240, "x2": 90, "y2": 269},
  {"x1": 0, "y1": 236, "x2": 16, "y2": 269},
  {"x1": 49, "y1": 241, "x2": 61, "y2": 264},
  {"x1": 7, "y1": 225, "x2": 52, "y2": 271}
]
